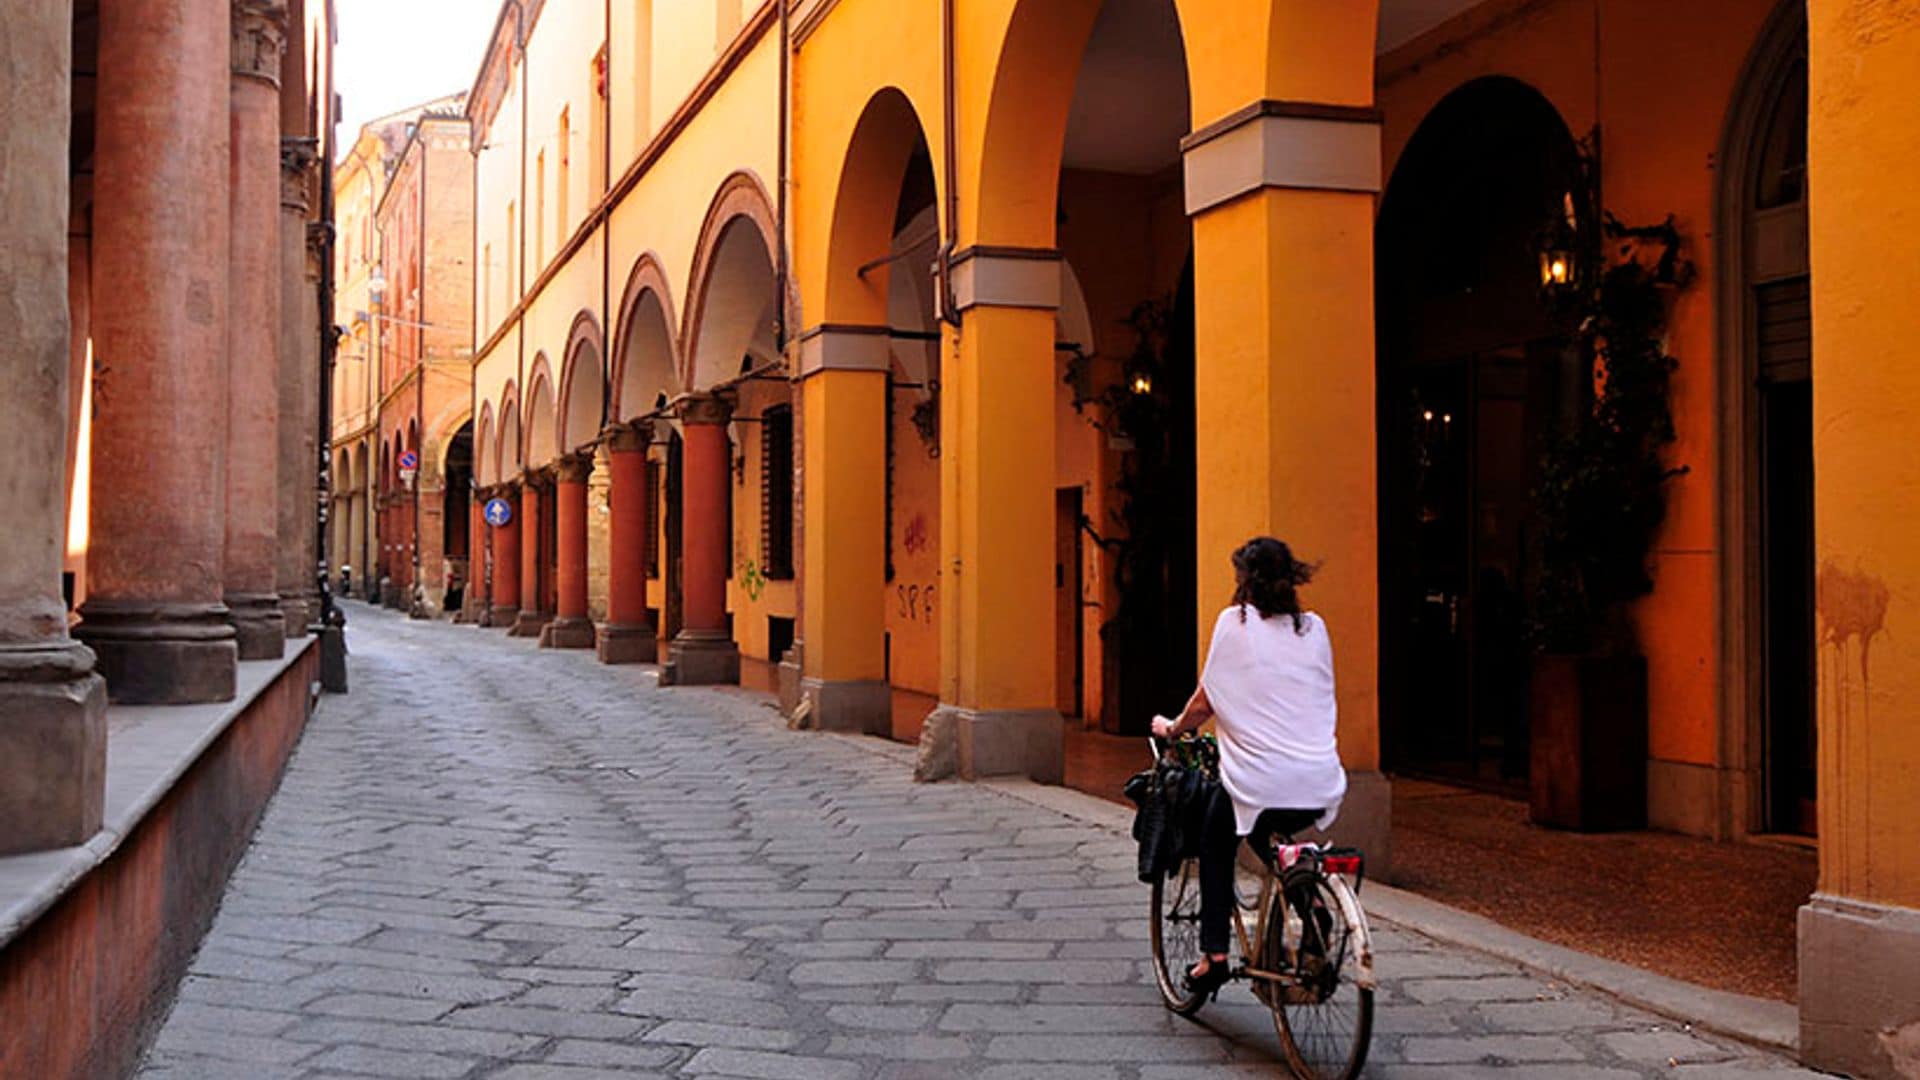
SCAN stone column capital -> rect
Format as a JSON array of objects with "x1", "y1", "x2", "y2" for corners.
[
  {"x1": 280, "y1": 137, "x2": 319, "y2": 213},
  {"x1": 603, "y1": 420, "x2": 654, "y2": 453},
  {"x1": 524, "y1": 467, "x2": 556, "y2": 492},
  {"x1": 231, "y1": 0, "x2": 288, "y2": 86},
  {"x1": 673, "y1": 392, "x2": 736, "y2": 426},
  {"x1": 555, "y1": 453, "x2": 594, "y2": 484}
]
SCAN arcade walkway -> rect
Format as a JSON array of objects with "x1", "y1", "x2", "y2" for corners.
[{"x1": 136, "y1": 605, "x2": 1814, "y2": 1078}]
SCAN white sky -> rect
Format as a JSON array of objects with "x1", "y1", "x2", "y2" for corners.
[{"x1": 333, "y1": 0, "x2": 498, "y2": 153}]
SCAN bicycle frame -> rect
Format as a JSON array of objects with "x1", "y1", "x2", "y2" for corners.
[{"x1": 1149, "y1": 735, "x2": 1376, "y2": 997}]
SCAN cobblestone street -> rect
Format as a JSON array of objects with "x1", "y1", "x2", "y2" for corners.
[{"x1": 136, "y1": 605, "x2": 1821, "y2": 1079}]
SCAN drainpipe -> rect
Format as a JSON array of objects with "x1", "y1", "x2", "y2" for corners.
[
  {"x1": 516, "y1": 5, "x2": 529, "y2": 476},
  {"x1": 601, "y1": 0, "x2": 613, "y2": 432},
  {"x1": 937, "y1": 0, "x2": 961, "y2": 329},
  {"x1": 413, "y1": 130, "x2": 428, "y2": 615},
  {"x1": 776, "y1": 0, "x2": 791, "y2": 350},
  {"x1": 317, "y1": 1, "x2": 347, "y2": 691}
]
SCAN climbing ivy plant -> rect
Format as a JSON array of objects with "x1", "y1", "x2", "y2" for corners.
[{"x1": 1531, "y1": 215, "x2": 1693, "y2": 654}]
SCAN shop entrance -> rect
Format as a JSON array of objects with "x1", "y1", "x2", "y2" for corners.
[{"x1": 1377, "y1": 77, "x2": 1583, "y2": 792}]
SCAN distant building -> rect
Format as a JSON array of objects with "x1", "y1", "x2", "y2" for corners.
[{"x1": 328, "y1": 96, "x2": 475, "y2": 618}]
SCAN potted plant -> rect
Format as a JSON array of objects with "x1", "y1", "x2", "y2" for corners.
[{"x1": 1528, "y1": 214, "x2": 1691, "y2": 831}]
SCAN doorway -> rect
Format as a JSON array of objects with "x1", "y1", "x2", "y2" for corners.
[
  {"x1": 1056, "y1": 487, "x2": 1085, "y2": 720},
  {"x1": 1376, "y1": 77, "x2": 1584, "y2": 791},
  {"x1": 1730, "y1": 11, "x2": 1814, "y2": 837}
]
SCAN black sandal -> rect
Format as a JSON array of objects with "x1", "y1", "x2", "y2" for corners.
[{"x1": 1183, "y1": 955, "x2": 1232, "y2": 1001}]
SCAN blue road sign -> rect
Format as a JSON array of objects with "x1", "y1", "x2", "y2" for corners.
[
  {"x1": 484, "y1": 497, "x2": 514, "y2": 528},
  {"x1": 398, "y1": 450, "x2": 420, "y2": 471}
]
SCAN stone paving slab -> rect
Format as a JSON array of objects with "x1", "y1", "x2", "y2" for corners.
[{"x1": 135, "y1": 604, "x2": 1822, "y2": 1079}]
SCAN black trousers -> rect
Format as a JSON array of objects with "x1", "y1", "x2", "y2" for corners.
[{"x1": 1197, "y1": 786, "x2": 1322, "y2": 956}]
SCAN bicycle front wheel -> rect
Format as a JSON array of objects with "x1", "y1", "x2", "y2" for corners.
[
  {"x1": 1148, "y1": 858, "x2": 1208, "y2": 1016},
  {"x1": 1270, "y1": 872, "x2": 1373, "y2": 1080}
]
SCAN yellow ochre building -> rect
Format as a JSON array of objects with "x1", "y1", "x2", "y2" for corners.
[{"x1": 450, "y1": 1, "x2": 1919, "y2": 1072}]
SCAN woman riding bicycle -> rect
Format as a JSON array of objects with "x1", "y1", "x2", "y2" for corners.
[{"x1": 1150, "y1": 536, "x2": 1347, "y2": 1000}]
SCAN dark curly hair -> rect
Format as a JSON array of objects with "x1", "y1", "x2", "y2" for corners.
[{"x1": 1231, "y1": 536, "x2": 1316, "y2": 633}]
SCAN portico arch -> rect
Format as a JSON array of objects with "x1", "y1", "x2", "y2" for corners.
[
  {"x1": 683, "y1": 171, "x2": 783, "y2": 391},
  {"x1": 611, "y1": 254, "x2": 682, "y2": 421},
  {"x1": 475, "y1": 403, "x2": 496, "y2": 487},
  {"x1": 495, "y1": 386, "x2": 521, "y2": 481},
  {"x1": 559, "y1": 312, "x2": 607, "y2": 455},
  {"x1": 524, "y1": 355, "x2": 557, "y2": 469},
  {"x1": 801, "y1": 88, "x2": 944, "y2": 737}
]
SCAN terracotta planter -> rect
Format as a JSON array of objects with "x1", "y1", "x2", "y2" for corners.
[{"x1": 1528, "y1": 653, "x2": 1648, "y2": 831}]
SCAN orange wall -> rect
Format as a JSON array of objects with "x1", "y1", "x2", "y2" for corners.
[
  {"x1": 1376, "y1": 0, "x2": 1779, "y2": 771},
  {"x1": 1807, "y1": 0, "x2": 1920, "y2": 905},
  {"x1": 886, "y1": 395, "x2": 941, "y2": 696}
]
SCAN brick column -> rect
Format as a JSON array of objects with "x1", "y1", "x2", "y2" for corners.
[
  {"x1": 598, "y1": 422, "x2": 657, "y2": 663},
  {"x1": 0, "y1": 0, "x2": 108, "y2": 853},
  {"x1": 223, "y1": 0, "x2": 287, "y2": 659},
  {"x1": 664, "y1": 394, "x2": 739, "y2": 685},
  {"x1": 77, "y1": 0, "x2": 240, "y2": 705},
  {"x1": 276, "y1": 136, "x2": 320, "y2": 636},
  {"x1": 463, "y1": 489, "x2": 489, "y2": 622},
  {"x1": 510, "y1": 472, "x2": 551, "y2": 637},
  {"x1": 489, "y1": 482, "x2": 521, "y2": 627},
  {"x1": 542, "y1": 454, "x2": 594, "y2": 649}
]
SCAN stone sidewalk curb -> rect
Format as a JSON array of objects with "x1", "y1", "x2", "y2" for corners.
[{"x1": 806, "y1": 750, "x2": 1805, "y2": 1057}]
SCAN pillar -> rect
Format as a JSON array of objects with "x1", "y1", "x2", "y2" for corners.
[
  {"x1": 223, "y1": 0, "x2": 287, "y2": 660},
  {"x1": 0, "y1": 0, "x2": 108, "y2": 853},
  {"x1": 542, "y1": 454, "x2": 595, "y2": 648},
  {"x1": 276, "y1": 135, "x2": 320, "y2": 636},
  {"x1": 795, "y1": 326, "x2": 889, "y2": 733},
  {"x1": 489, "y1": 482, "x2": 521, "y2": 627},
  {"x1": 1799, "y1": 4, "x2": 1920, "y2": 1073},
  {"x1": 412, "y1": 477, "x2": 444, "y2": 619},
  {"x1": 664, "y1": 394, "x2": 739, "y2": 685},
  {"x1": 1184, "y1": 100, "x2": 1390, "y2": 873},
  {"x1": 921, "y1": 263, "x2": 1062, "y2": 782},
  {"x1": 510, "y1": 471, "x2": 551, "y2": 636},
  {"x1": 462, "y1": 490, "x2": 488, "y2": 621},
  {"x1": 598, "y1": 422, "x2": 658, "y2": 663},
  {"x1": 77, "y1": 0, "x2": 239, "y2": 705}
]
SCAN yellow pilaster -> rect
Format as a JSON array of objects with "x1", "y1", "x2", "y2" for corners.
[
  {"x1": 931, "y1": 299, "x2": 1062, "y2": 781},
  {"x1": 1192, "y1": 187, "x2": 1380, "y2": 773},
  {"x1": 1798, "y1": 3, "x2": 1920, "y2": 1072},
  {"x1": 798, "y1": 362, "x2": 890, "y2": 733}
]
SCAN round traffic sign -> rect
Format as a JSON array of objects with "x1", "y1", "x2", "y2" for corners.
[
  {"x1": 398, "y1": 450, "x2": 420, "y2": 471},
  {"x1": 484, "y1": 497, "x2": 514, "y2": 528}
]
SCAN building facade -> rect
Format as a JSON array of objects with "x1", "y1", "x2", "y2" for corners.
[
  {"x1": 0, "y1": 0, "x2": 337, "y2": 1075},
  {"x1": 455, "y1": 0, "x2": 1916, "y2": 1073},
  {"x1": 328, "y1": 98, "x2": 476, "y2": 619}
]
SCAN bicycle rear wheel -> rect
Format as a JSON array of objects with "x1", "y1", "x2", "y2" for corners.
[
  {"x1": 1270, "y1": 872, "x2": 1373, "y2": 1080},
  {"x1": 1148, "y1": 858, "x2": 1208, "y2": 1016}
]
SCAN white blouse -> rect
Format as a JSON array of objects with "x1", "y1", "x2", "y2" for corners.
[{"x1": 1199, "y1": 605, "x2": 1348, "y2": 836}]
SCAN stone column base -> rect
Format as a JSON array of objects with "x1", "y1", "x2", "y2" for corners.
[
  {"x1": 595, "y1": 623, "x2": 657, "y2": 664},
  {"x1": 509, "y1": 610, "x2": 552, "y2": 638},
  {"x1": 1800, "y1": 893, "x2": 1920, "y2": 1078},
  {"x1": 281, "y1": 593, "x2": 314, "y2": 636},
  {"x1": 75, "y1": 601, "x2": 237, "y2": 705},
  {"x1": 488, "y1": 605, "x2": 519, "y2": 630},
  {"x1": 777, "y1": 646, "x2": 804, "y2": 717},
  {"x1": 540, "y1": 617, "x2": 595, "y2": 649},
  {"x1": 916, "y1": 705, "x2": 1064, "y2": 785},
  {"x1": 800, "y1": 678, "x2": 889, "y2": 736},
  {"x1": 0, "y1": 642, "x2": 107, "y2": 855},
  {"x1": 225, "y1": 592, "x2": 286, "y2": 661},
  {"x1": 662, "y1": 632, "x2": 739, "y2": 686}
]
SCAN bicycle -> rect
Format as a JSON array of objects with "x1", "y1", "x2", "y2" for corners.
[{"x1": 1144, "y1": 737, "x2": 1376, "y2": 1080}]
